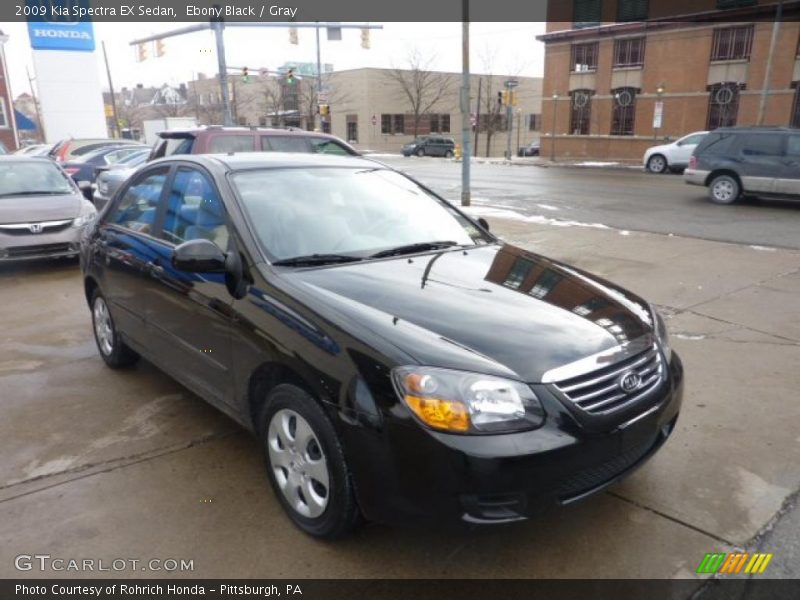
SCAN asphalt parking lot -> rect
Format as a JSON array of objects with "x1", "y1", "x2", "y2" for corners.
[{"x1": 1, "y1": 167, "x2": 799, "y2": 584}]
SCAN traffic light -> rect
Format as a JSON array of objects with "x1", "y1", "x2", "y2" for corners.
[
  {"x1": 498, "y1": 90, "x2": 510, "y2": 106},
  {"x1": 319, "y1": 104, "x2": 330, "y2": 117},
  {"x1": 289, "y1": 27, "x2": 298, "y2": 45},
  {"x1": 360, "y1": 28, "x2": 370, "y2": 49},
  {"x1": 242, "y1": 67, "x2": 249, "y2": 83},
  {"x1": 286, "y1": 68, "x2": 296, "y2": 85},
  {"x1": 136, "y1": 43, "x2": 148, "y2": 62},
  {"x1": 497, "y1": 91, "x2": 503, "y2": 106},
  {"x1": 510, "y1": 90, "x2": 518, "y2": 106},
  {"x1": 155, "y1": 39, "x2": 165, "y2": 58}
]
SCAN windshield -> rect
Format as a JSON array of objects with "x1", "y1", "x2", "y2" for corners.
[
  {"x1": 231, "y1": 167, "x2": 487, "y2": 262},
  {"x1": 0, "y1": 161, "x2": 74, "y2": 197}
]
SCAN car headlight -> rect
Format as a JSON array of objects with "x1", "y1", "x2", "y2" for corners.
[
  {"x1": 392, "y1": 366, "x2": 544, "y2": 434},
  {"x1": 651, "y1": 305, "x2": 672, "y2": 362},
  {"x1": 73, "y1": 205, "x2": 97, "y2": 228}
]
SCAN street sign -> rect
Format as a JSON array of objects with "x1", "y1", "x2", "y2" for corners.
[
  {"x1": 653, "y1": 101, "x2": 664, "y2": 129},
  {"x1": 504, "y1": 79, "x2": 519, "y2": 88},
  {"x1": 318, "y1": 92, "x2": 328, "y2": 103},
  {"x1": 371, "y1": 115, "x2": 377, "y2": 126}
]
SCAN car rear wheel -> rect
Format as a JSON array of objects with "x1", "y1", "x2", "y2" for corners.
[
  {"x1": 444, "y1": 149, "x2": 454, "y2": 158},
  {"x1": 647, "y1": 154, "x2": 667, "y2": 174},
  {"x1": 90, "y1": 289, "x2": 139, "y2": 368},
  {"x1": 416, "y1": 148, "x2": 425, "y2": 157},
  {"x1": 708, "y1": 174, "x2": 740, "y2": 205},
  {"x1": 258, "y1": 384, "x2": 360, "y2": 539}
]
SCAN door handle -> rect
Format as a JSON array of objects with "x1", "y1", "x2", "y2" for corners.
[{"x1": 149, "y1": 260, "x2": 165, "y2": 276}]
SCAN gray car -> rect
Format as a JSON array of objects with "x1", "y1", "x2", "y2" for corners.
[
  {"x1": 92, "y1": 150, "x2": 150, "y2": 210},
  {"x1": 0, "y1": 157, "x2": 97, "y2": 261}
]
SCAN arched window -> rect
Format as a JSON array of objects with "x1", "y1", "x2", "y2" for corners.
[
  {"x1": 611, "y1": 87, "x2": 638, "y2": 136},
  {"x1": 569, "y1": 89, "x2": 593, "y2": 135},
  {"x1": 707, "y1": 82, "x2": 741, "y2": 129}
]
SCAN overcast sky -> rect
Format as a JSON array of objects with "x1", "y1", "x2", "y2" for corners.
[{"x1": 2, "y1": 21, "x2": 545, "y2": 97}]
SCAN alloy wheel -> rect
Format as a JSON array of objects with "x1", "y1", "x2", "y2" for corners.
[
  {"x1": 267, "y1": 408, "x2": 330, "y2": 518},
  {"x1": 93, "y1": 297, "x2": 114, "y2": 356},
  {"x1": 712, "y1": 180, "x2": 734, "y2": 202}
]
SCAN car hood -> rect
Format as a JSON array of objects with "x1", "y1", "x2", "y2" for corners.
[
  {"x1": 0, "y1": 192, "x2": 83, "y2": 224},
  {"x1": 288, "y1": 244, "x2": 654, "y2": 382},
  {"x1": 644, "y1": 142, "x2": 672, "y2": 157}
]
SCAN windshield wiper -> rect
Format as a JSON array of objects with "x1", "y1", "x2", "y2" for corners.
[
  {"x1": 272, "y1": 254, "x2": 363, "y2": 267},
  {"x1": 370, "y1": 241, "x2": 460, "y2": 259},
  {"x1": 0, "y1": 190, "x2": 71, "y2": 197}
]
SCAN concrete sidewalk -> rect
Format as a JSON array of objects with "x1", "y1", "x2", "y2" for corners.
[{"x1": 0, "y1": 216, "x2": 798, "y2": 582}]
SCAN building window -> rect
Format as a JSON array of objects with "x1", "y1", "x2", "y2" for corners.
[
  {"x1": 0, "y1": 98, "x2": 7, "y2": 128},
  {"x1": 504, "y1": 258, "x2": 534, "y2": 289},
  {"x1": 613, "y1": 37, "x2": 645, "y2": 67},
  {"x1": 792, "y1": 87, "x2": 800, "y2": 128},
  {"x1": 528, "y1": 114, "x2": 542, "y2": 131},
  {"x1": 529, "y1": 270, "x2": 562, "y2": 299},
  {"x1": 571, "y1": 42, "x2": 599, "y2": 72},
  {"x1": 381, "y1": 114, "x2": 391, "y2": 134},
  {"x1": 717, "y1": 0, "x2": 756, "y2": 8},
  {"x1": 346, "y1": 115, "x2": 358, "y2": 143},
  {"x1": 611, "y1": 87, "x2": 637, "y2": 135},
  {"x1": 441, "y1": 114, "x2": 450, "y2": 133},
  {"x1": 427, "y1": 113, "x2": 451, "y2": 134},
  {"x1": 569, "y1": 90, "x2": 593, "y2": 135},
  {"x1": 381, "y1": 114, "x2": 405, "y2": 134},
  {"x1": 707, "y1": 82, "x2": 741, "y2": 129},
  {"x1": 711, "y1": 25, "x2": 754, "y2": 61},
  {"x1": 617, "y1": 0, "x2": 648, "y2": 20},
  {"x1": 573, "y1": 0, "x2": 601, "y2": 28}
]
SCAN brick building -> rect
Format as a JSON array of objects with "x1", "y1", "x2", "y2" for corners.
[
  {"x1": 0, "y1": 31, "x2": 19, "y2": 152},
  {"x1": 537, "y1": 0, "x2": 800, "y2": 161}
]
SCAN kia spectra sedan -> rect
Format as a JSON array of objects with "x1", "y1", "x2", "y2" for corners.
[{"x1": 80, "y1": 153, "x2": 683, "y2": 538}]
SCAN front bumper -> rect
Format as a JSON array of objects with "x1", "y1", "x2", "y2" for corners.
[
  {"x1": 683, "y1": 168, "x2": 708, "y2": 186},
  {"x1": 346, "y1": 351, "x2": 684, "y2": 526},
  {"x1": 0, "y1": 226, "x2": 84, "y2": 261}
]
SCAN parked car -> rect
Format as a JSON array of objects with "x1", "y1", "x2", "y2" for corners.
[
  {"x1": 643, "y1": 131, "x2": 708, "y2": 174},
  {"x1": 48, "y1": 138, "x2": 142, "y2": 163},
  {"x1": 14, "y1": 144, "x2": 52, "y2": 156},
  {"x1": 402, "y1": 136, "x2": 456, "y2": 158},
  {"x1": 684, "y1": 127, "x2": 800, "y2": 204},
  {"x1": 93, "y1": 127, "x2": 358, "y2": 211},
  {"x1": 518, "y1": 142, "x2": 540, "y2": 157},
  {"x1": 0, "y1": 157, "x2": 96, "y2": 261},
  {"x1": 91, "y1": 150, "x2": 152, "y2": 210},
  {"x1": 80, "y1": 152, "x2": 682, "y2": 538},
  {"x1": 62, "y1": 145, "x2": 148, "y2": 189},
  {"x1": 148, "y1": 126, "x2": 358, "y2": 160}
]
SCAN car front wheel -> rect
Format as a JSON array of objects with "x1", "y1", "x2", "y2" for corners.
[
  {"x1": 416, "y1": 148, "x2": 425, "y2": 157},
  {"x1": 708, "y1": 174, "x2": 740, "y2": 205},
  {"x1": 647, "y1": 154, "x2": 667, "y2": 174},
  {"x1": 258, "y1": 384, "x2": 360, "y2": 539},
  {"x1": 445, "y1": 149, "x2": 454, "y2": 158},
  {"x1": 90, "y1": 289, "x2": 139, "y2": 368}
]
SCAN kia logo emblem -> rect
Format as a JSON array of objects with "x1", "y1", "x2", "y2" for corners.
[{"x1": 618, "y1": 372, "x2": 641, "y2": 394}]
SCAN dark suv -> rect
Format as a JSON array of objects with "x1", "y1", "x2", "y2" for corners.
[
  {"x1": 684, "y1": 127, "x2": 800, "y2": 204},
  {"x1": 402, "y1": 136, "x2": 456, "y2": 158}
]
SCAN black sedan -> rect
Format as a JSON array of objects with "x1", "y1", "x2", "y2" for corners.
[
  {"x1": 62, "y1": 144, "x2": 148, "y2": 189},
  {"x1": 80, "y1": 153, "x2": 682, "y2": 538}
]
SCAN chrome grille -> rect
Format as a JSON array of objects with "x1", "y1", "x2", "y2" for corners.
[{"x1": 553, "y1": 345, "x2": 663, "y2": 415}]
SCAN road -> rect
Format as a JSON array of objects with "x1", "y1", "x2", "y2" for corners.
[{"x1": 376, "y1": 156, "x2": 800, "y2": 249}]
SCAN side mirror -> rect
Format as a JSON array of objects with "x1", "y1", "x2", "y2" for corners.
[
  {"x1": 477, "y1": 217, "x2": 490, "y2": 232},
  {"x1": 173, "y1": 239, "x2": 226, "y2": 273}
]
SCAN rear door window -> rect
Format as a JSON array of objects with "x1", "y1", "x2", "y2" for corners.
[
  {"x1": 309, "y1": 138, "x2": 352, "y2": 155},
  {"x1": 261, "y1": 136, "x2": 311, "y2": 152},
  {"x1": 108, "y1": 167, "x2": 170, "y2": 235},
  {"x1": 740, "y1": 134, "x2": 784, "y2": 157},
  {"x1": 207, "y1": 135, "x2": 255, "y2": 153}
]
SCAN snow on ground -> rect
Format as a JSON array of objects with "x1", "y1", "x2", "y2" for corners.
[{"x1": 463, "y1": 205, "x2": 611, "y2": 230}]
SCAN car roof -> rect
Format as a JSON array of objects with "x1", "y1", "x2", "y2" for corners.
[
  {"x1": 712, "y1": 126, "x2": 796, "y2": 133},
  {"x1": 0, "y1": 155, "x2": 60, "y2": 164},
  {"x1": 158, "y1": 126, "x2": 344, "y2": 139},
  {"x1": 149, "y1": 152, "x2": 382, "y2": 172}
]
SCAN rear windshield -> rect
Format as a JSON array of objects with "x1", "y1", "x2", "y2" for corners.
[{"x1": 208, "y1": 135, "x2": 256, "y2": 153}]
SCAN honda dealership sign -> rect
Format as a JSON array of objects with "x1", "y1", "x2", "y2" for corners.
[
  {"x1": 26, "y1": 0, "x2": 96, "y2": 51},
  {"x1": 26, "y1": 0, "x2": 106, "y2": 141}
]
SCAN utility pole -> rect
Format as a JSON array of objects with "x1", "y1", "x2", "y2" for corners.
[
  {"x1": 460, "y1": 0, "x2": 471, "y2": 207},
  {"x1": 550, "y1": 93, "x2": 559, "y2": 162},
  {"x1": 26, "y1": 66, "x2": 45, "y2": 142},
  {"x1": 474, "y1": 76, "x2": 481, "y2": 158},
  {"x1": 211, "y1": 19, "x2": 233, "y2": 126},
  {"x1": 315, "y1": 24, "x2": 323, "y2": 131},
  {"x1": 757, "y1": 0, "x2": 784, "y2": 125},
  {"x1": 101, "y1": 41, "x2": 120, "y2": 138}
]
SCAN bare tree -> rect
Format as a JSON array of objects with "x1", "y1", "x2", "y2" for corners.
[
  {"x1": 385, "y1": 48, "x2": 454, "y2": 138},
  {"x1": 477, "y1": 46, "x2": 509, "y2": 158},
  {"x1": 296, "y1": 76, "x2": 352, "y2": 131}
]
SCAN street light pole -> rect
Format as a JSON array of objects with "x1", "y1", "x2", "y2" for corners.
[
  {"x1": 460, "y1": 0, "x2": 471, "y2": 207},
  {"x1": 212, "y1": 18, "x2": 233, "y2": 126},
  {"x1": 315, "y1": 23, "x2": 323, "y2": 131},
  {"x1": 757, "y1": 0, "x2": 784, "y2": 125},
  {"x1": 550, "y1": 93, "x2": 558, "y2": 162}
]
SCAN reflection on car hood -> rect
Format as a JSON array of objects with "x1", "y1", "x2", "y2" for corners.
[
  {"x1": 0, "y1": 193, "x2": 83, "y2": 223},
  {"x1": 290, "y1": 244, "x2": 654, "y2": 382}
]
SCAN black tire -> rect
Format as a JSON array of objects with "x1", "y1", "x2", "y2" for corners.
[
  {"x1": 444, "y1": 150, "x2": 454, "y2": 158},
  {"x1": 647, "y1": 154, "x2": 668, "y2": 174},
  {"x1": 416, "y1": 147, "x2": 425, "y2": 157},
  {"x1": 708, "y1": 174, "x2": 740, "y2": 205},
  {"x1": 90, "y1": 288, "x2": 139, "y2": 368},
  {"x1": 257, "y1": 384, "x2": 360, "y2": 539}
]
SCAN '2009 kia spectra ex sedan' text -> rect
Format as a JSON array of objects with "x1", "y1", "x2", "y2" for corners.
[{"x1": 79, "y1": 153, "x2": 683, "y2": 539}]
